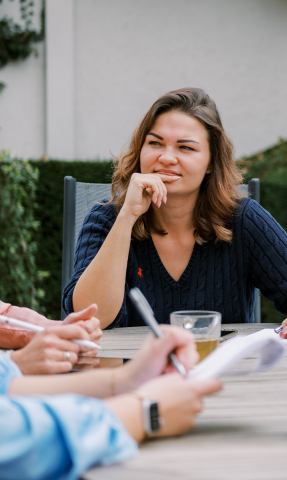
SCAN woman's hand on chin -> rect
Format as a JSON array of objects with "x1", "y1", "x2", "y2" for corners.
[{"x1": 120, "y1": 172, "x2": 179, "y2": 220}]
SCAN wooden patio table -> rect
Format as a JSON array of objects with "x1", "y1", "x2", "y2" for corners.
[{"x1": 83, "y1": 323, "x2": 287, "y2": 480}]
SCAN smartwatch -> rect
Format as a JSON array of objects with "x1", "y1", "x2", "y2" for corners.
[{"x1": 142, "y1": 397, "x2": 161, "y2": 436}]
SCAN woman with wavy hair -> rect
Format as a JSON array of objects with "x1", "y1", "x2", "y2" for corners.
[{"x1": 63, "y1": 88, "x2": 287, "y2": 331}]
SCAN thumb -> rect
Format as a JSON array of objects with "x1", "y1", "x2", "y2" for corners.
[{"x1": 65, "y1": 304, "x2": 98, "y2": 324}]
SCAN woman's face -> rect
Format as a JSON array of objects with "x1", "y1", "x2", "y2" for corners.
[{"x1": 140, "y1": 111, "x2": 211, "y2": 198}]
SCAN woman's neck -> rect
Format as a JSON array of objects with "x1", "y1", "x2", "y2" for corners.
[{"x1": 151, "y1": 194, "x2": 197, "y2": 235}]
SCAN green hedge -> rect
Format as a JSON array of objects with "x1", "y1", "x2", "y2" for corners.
[
  {"x1": 238, "y1": 139, "x2": 287, "y2": 323},
  {"x1": 0, "y1": 152, "x2": 48, "y2": 310},
  {"x1": 30, "y1": 160, "x2": 113, "y2": 319}
]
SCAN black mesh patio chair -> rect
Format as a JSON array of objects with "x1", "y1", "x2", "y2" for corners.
[{"x1": 61, "y1": 177, "x2": 260, "y2": 321}]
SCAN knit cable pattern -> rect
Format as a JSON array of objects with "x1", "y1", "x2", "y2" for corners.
[{"x1": 63, "y1": 199, "x2": 287, "y2": 324}]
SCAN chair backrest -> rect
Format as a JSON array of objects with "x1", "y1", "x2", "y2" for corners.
[
  {"x1": 61, "y1": 177, "x2": 111, "y2": 318},
  {"x1": 61, "y1": 177, "x2": 260, "y2": 321},
  {"x1": 75, "y1": 182, "x2": 112, "y2": 249}
]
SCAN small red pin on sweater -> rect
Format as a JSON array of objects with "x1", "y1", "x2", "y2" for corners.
[{"x1": 137, "y1": 267, "x2": 143, "y2": 278}]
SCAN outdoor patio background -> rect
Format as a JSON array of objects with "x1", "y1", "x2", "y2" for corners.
[
  {"x1": 0, "y1": 0, "x2": 286, "y2": 321},
  {"x1": 0, "y1": 0, "x2": 287, "y2": 160}
]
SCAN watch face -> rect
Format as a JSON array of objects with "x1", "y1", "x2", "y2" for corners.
[{"x1": 150, "y1": 402, "x2": 160, "y2": 432}]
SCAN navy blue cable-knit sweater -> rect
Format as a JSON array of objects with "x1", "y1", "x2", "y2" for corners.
[{"x1": 63, "y1": 198, "x2": 287, "y2": 326}]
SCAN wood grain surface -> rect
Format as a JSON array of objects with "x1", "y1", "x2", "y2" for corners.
[
  {"x1": 83, "y1": 324, "x2": 287, "y2": 480},
  {"x1": 96, "y1": 323, "x2": 280, "y2": 359}
]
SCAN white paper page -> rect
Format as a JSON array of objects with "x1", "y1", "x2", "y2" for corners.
[{"x1": 188, "y1": 329, "x2": 286, "y2": 381}]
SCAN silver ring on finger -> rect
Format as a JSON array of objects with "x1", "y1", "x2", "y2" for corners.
[{"x1": 63, "y1": 351, "x2": 71, "y2": 361}]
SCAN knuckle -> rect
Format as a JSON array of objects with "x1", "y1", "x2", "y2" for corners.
[
  {"x1": 44, "y1": 347, "x2": 52, "y2": 358},
  {"x1": 72, "y1": 344, "x2": 80, "y2": 353},
  {"x1": 42, "y1": 336, "x2": 51, "y2": 346},
  {"x1": 70, "y1": 353, "x2": 78, "y2": 363}
]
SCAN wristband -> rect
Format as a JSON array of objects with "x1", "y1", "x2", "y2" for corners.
[{"x1": 132, "y1": 391, "x2": 163, "y2": 436}]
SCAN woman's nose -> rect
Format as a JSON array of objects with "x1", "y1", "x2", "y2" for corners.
[{"x1": 158, "y1": 148, "x2": 178, "y2": 165}]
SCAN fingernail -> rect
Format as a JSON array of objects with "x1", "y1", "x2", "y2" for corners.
[
  {"x1": 154, "y1": 198, "x2": 157, "y2": 204},
  {"x1": 163, "y1": 196, "x2": 167, "y2": 204},
  {"x1": 158, "y1": 201, "x2": 162, "y2": 208}
]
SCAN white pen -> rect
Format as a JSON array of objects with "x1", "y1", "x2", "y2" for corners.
[
  {"x1": 129, "y1": 288, "x2": 187, "y2": 377},
  {"x1": 0, "y1": 315, "x2": 101, "y2": 350}
]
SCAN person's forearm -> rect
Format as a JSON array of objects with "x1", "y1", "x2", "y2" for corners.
[
  {"x1": 1, "y1": 394, "x2": 138, "y2": 479},
  {"x1": 8, "y1": 364, "x2": 136, "y2": 398},
  {"x1": 73, "y1": 211, "x2": 136, "y2": 329},
  {"x1": 105, "y1": 394, "x2": 145, "y2": 443}
]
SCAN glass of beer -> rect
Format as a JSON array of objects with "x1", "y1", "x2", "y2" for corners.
[{"x1": 170, "y1": 311, "x2": 221, "y2": 363}]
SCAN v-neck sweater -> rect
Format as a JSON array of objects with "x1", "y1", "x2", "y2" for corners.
[{"x1": 62, "y1": 197, "x2": 287, "y2": 326}]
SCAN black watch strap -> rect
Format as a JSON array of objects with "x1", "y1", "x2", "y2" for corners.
[{"x1": 142, "y1": 397, "x2": 161, "y2": 435}]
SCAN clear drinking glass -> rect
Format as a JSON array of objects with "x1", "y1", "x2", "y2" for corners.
[{"x1": 170, "y1": 311, "x2": 221, "y2": 363}]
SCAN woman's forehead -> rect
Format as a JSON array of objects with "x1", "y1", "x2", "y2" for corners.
[{"x1": 150, "y1": 111, "x2": 208, "y2": 141}]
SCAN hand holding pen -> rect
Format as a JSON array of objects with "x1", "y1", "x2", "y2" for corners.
[
  {"x1": 0, "y1": 314, "x2": 102, "y2": 375},
  {"x1": 0, "y1": 314, "x2": 102, "y2": 351},
  {"x1": 129, "y1": 288, "x2": 198, "y2": 377}
]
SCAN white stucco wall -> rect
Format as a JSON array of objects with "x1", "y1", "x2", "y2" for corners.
[
  {"x1": 0, "y1": 0, "x2": 287, "y2": 159},
  {"x1": 0, "y1": 0, "x2": 45, "y2": 158}
]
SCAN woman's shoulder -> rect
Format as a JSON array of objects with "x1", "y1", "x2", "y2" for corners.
[
  {"x1": 235, "y1": 196, "x2": 287, "y2": 240},
  {"x1": 76, "y1": 201, "x2": 118, "y2": 242},
  {"x1": 84, "y1": 201, "x2": 117, "y2": 225},
  {"x1": 236, "y1": 196, "x2": 269, "y2": 222}
]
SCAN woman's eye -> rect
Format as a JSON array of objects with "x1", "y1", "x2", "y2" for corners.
[
  {"x1": 180, "y1": 145, "x2": 194, "y2": 151},
  {"x1": 149, "y1": 141, "x2": 162, "y2": 146}
]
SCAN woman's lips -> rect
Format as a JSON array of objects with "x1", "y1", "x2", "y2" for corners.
[{"x1": 155, "y1": 171, "x2": 181, "y2": 177}]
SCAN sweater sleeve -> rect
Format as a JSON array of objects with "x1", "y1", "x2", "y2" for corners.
[
  {"x1": 62, "y1": 202, "x2": 130, "y2": 327},
  {"x1": 243, "y1": 199, "x2": 287, "y2": 315}
]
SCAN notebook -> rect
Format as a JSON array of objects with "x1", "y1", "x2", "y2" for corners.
[{"x1": 188, "y1": 329, "x2": 286, "y2": 381}]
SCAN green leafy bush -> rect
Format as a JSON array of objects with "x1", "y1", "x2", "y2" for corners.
[
  {"x1": 238, "y1": 139, "x2": 287, "y2": 323},
  {"x1": 0, "y1": 152, "x2": 48, "y2": 310},
  {"x1": 30, "y1": 159, "x2": 113, "y2": 319}
]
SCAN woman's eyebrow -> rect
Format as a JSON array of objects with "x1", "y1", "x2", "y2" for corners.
[
  {"x1": 147, "y1": 132, "x2": 199, "y2": 145},
  {"x1": 147, "y1": 132, "x2": 163, "y2": 140},
  {"x1": 177, "y1": 139, "x2": 199, "y2": 144}
]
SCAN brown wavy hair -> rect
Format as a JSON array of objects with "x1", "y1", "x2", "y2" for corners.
[{"x1": 108, "y1": 87, "x2": 243, "y2": 244}]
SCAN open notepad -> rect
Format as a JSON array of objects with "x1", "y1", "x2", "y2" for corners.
[{"x1": 188, "y1": 329, "x2": 286, "y2": 381}]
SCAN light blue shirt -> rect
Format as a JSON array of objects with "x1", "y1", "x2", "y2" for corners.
[{"x1": 0, "y1": 356, "x2": 138, "y2": 480}]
